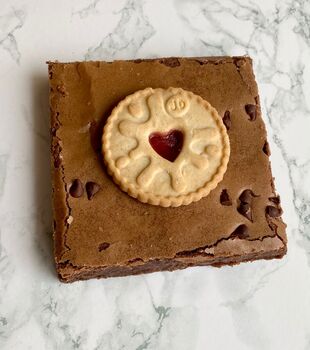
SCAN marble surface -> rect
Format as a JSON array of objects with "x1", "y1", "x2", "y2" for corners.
[{"x1": 0, "y1": 0, "x2": 310, "y2": 349}]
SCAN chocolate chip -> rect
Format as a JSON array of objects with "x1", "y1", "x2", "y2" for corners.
[
  {"x1": 160, "y1": 58, "x2": 180, "y2": 68},
  {"x1": 98, "y1": 242, "x2": 110, "y2": 252},
  {"x1": 263, "y1": 141, "x2": 271, "y2": 156},
  {"x1": 239, "y1": 189, "x2": 254, "y2": 204},
  {"x1": 54, "y1": 157, "x2": 62, "y2": 168},
  {"x1": 238, "y1": 203, "x2": 252, "y2": 221},
  {"x1": 220, "y1": 189, "x2": 232, "y2": 206},
  {"x1": 266, "y1": 206, "x2": 282, "y2": 217},
  {"x1": 86, "y1": 181, "x2": 100, "y2": 200},
  {"x1": 234, "y1": 58, "x2": 246, "y2": 68},
  {"x1": 245, "y1": 104, "x2": 257, "y2": 121},
  {"x1": 69, "y1": 179, "x2": 84, "y2": 198},
  {"x1": 223, "y1": 110, "x2": 231, "y2": 130},
  {"x1": 195, "y1": 58, "x2": 208, "y2": 65},
  {"x1": 269, "y1": 196, "x2": 280, "y2": 205},
  {"x1": 231, "y1": 224, "x2": 249, "y2": 239},
  {"x1": 255, "y1": 96, "x2": 260, "y2": 106}
]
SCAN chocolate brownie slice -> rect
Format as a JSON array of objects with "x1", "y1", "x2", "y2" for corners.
[{"x1": 48, "y1": 56, "x2": 287, "y2": 282}]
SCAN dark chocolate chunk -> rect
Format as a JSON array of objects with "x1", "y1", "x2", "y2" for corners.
[
  {"x1": 98, "y1": 242, "x2": 110, "y2": 252},
  {"x1": 245, "y1": 104, "x2": 257, "y2": 121},
  {"x1": 69, "y1": 179, "x2": 84, "y2": 198},
  {"x1": 239, "y1": 189, "x2": 254, "y2": 204},
  {"x1": 266, "y1": 206, "x2": 282, "y2": 217},
  {"x1": 223, "y1": 110, "x2": 231, "y2": 130},
  {"x1": 86, "y1": 181, "x2": 101, "y2": 200},
  {"x1": 238, "y1": 203, "x2": 252, "y2": 221},
  {"x1": 263, "y1": 141, "x2": 271, "y2": 156},
  {"x1": 231, "y1": 224, "x2": 250, "y2": 239},
  {"x1": 220, "y1": 189, "x2": 232, "y2": 206}
]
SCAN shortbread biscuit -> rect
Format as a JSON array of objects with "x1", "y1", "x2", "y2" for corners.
[{"x1": 102, "y1": 87, "x2": 230, "y2": 207}]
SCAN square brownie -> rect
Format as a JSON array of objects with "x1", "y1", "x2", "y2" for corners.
[{"x1": 48, "y1": 56, "x2": 287, "y2": 282}]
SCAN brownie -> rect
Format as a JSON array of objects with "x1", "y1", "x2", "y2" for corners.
[{"x1": 48, "y1": 56, "x2": 287, "y2": 282}]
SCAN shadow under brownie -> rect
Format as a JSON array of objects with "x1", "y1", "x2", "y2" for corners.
[{"x1": 48, "y1": 56, "x2": 287, "y2": 282}]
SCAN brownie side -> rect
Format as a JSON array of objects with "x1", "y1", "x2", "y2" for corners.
[
  {"x1": 58, "y1": 236, "x2": 286, "y2": 282},
  {"x1": 48, "y1": 56, "x2": 287, "y2": 282},
  {"x1": 49, "y1": 64, "x2": 71, "y2": 262}
]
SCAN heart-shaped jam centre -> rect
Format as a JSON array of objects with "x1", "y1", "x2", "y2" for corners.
[{"x1": 149, "y1": 130, "x2": 183, "y2": 162}]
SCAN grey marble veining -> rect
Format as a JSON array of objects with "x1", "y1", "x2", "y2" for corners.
[
  {"x1": 0, "y1": 0, "x2": 310, "y2": 349},
  {"x1": 0, "y1": 8, "x2": 26, "y2": 64},
  {"x1": 85, "y1": 0, "x2": 155, "y2": 60},
  {"x1": 72, "y1": 0, "x2": 103, "y2": 19}
]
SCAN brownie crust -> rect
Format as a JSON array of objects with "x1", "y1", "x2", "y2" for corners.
[{"x1": 48, "y1": 56, "x2": 287, "y2": 282}]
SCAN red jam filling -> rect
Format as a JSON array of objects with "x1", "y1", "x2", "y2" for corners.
[{"x1": 149, "y1": 130, "x2": 183, "y2": 162}]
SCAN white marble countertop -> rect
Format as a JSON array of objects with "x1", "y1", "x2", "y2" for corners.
[{"x1": 1, "y1": 0, "x2": 310, "y2": 349}]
